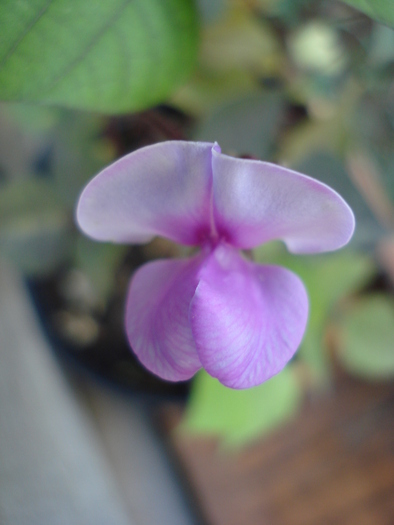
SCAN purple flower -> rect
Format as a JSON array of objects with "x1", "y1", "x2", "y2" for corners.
[{"x1": 76, "y1": 141, "x2": 354, "y2": 389}]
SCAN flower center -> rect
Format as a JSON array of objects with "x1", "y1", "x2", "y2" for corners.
[{"x1": 197, "y1": 227, "x2": 230, "y2": 251}]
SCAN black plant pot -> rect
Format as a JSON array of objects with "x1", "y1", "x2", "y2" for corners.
[{"x1": 27, "y1": 246, "x2": 191, "y2": 401}]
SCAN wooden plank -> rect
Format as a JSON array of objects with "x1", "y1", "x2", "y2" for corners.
[{"x1": 168, "y1": 377, "x2": 394, "y2": 525}]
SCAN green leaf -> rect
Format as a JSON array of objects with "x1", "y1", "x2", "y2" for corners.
[
  {"x1": 341, "y1": 0, "x2": 394, "y2": 28},
  {"x1": 181, "y1": 367, "x2": 302, "y2": 447},
  {"x1": 338, "y1": 295, "x2": 394, "y2": 379},
  {"x1": 0, "y1": 0, "x2": 198, "y2": 113}
]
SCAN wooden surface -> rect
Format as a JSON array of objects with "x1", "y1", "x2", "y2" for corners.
[{"x1": 168, "y1": 375, "x2": 394, "y2": 525}]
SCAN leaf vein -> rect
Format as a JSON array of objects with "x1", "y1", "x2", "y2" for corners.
[
  {"x1": 0, "y1": 0, "x2": 55, "y2": 69},
  {"x1": 44, "y1": 0, "x2": 133, "y2": 96}
]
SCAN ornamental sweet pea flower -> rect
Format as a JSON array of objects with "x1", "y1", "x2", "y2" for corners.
[{"x1": 77, "y1": 141, "x2": 354, "y2": 389}]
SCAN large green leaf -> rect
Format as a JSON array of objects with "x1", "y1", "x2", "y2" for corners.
[
  {"x1": 341, "y1": 0, "x2": 394, "y2": 28},
  {"x1": 0, "y1": 0, "x2": 198, "y2": 113}
]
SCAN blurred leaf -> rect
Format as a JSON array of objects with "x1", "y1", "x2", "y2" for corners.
[
  {"x1": 0, "y1": 179, "x2": 58, "y2": 215},
  {"x1": 251, "y1": 0, "x2": 278, "y2": 13},
  {"x1": 279, "y1": 118, "x2": 346, "y2": 166},
  {"x1": 338, "y1": 295, "x2": 394, "y2": 379},
  {"x1": 172, "y1": 67, "x2": 259, "y2": 116},
  {"x1": 4, "y1": 103, "x2": 60, "y2": 134},
  {"x1": 352, "y1": 95, "x2": 391, "y2": 152},
  {"x1": 254, "y1": 243, "x2": 375, "y2": 378},
  {"x1": 75, "y1": 237, "x2": 127, "y2": 302},
  {"x1": 196, "y1": 0, "x2": 226, "y2": 23},
  {"x1": 279, "y1": 80, "x2": 362, "y2": 165},
  {"x1": 267, "y1": 0, "x2": 315, "y2": 22},
  {"x1": 52, "y1": 111, "x2": 111, "y2": 207},
  {"x1": 0, "y1": 0, "x2": 198, "y2": 113},
  {"x1": 194, "y1": 92, "x2": 285, "y2": 159},
  {"x1": 182, "y1": 367, "x2": 302, "y2": 447},
  {"x1": 200, "y1": 7, "x2": 282, "y2": 76},
  {"x1": 346, "y1": 150, "x2": 394, "y2": 231},
  {"x1": 173, "y1": 5, "x2": 283, "y2": 115},
  {"x1": 295, "y1": 152, "x2": 385, "y2": 248},
  {"x1": 340, "y1": 0, "x2": 394, "y2": 28},
  {"x1": 0, "y1": 224, "x2": 72, "y2": 276},
  {"x1": 0, "y1": 179, "x2": 71, "y2": 274},
  {"x1": 0, "y1": 104, "x2": 54, "y2": 181},
  {"x1": 369, "y1": 24, "x2": 394, "y2": 65},
  {"x1": 381, "y1": 154, "x2": 394, "y2": 202}
]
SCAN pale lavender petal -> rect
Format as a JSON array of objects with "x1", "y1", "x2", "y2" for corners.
[
  {"x1": 190, "y1": 245, "x2": 308, "y2": 389},
  {"x1": 125, "y1": 256, "x2": 203, "y2": 381},
  {"x1": 212, "y1": 149, "x2": 355, "y2": 253},
  {"x1": 77, "y1": 141, "x2": 215, "y2": 246}
]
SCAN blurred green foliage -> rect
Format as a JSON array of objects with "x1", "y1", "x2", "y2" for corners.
[
  {"x1": 181, "y1": 366, "x2": 302, "y2": 446},
  {"x1": 337, "y1": 294, "x2": 394, "y2": 378},
  {"x1": 0, "y1": 178, "x2": 72, "y2": 274},
  {"x1": 341, "y1": 0, "x2": 394, "y2": 28},
  {"x1": 0, "y1": 0, "x2": 394, "y2": 447},
  {"x1": 194, "y1": 92, "x2": 285, "y2": 159}
]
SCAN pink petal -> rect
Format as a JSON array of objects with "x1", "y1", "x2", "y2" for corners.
[
  {"x1": 125, "y1": 256, "x2": 203, "y2": 381},
  {"x1": 212, "y1": 149, "x2": 355, "y2": 253},
  {"x1": 77, "y1": 141, "x2": 214, "y2": 246},
  {"x1": 190, "y1": 245, "x2": 308, "y2": 389}
]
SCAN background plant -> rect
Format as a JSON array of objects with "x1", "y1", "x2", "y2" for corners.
[{"x1": 0, "y1": 0, "x2": 393, "y2": 446}]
